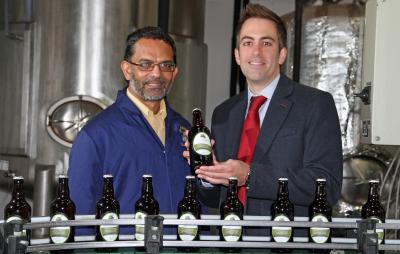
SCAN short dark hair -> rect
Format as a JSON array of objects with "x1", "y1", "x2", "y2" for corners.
[
  {"x1": 236, "y1": 4, "x2": 287, "y2": 50},
  {"x1": 124, "y1": 26, "x2": 177, "y2": 64}
]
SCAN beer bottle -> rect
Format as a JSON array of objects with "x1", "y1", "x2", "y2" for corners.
[
  {"x1": 96, "y1": 174, "x2": 120, "y2": 242},
  {"x1": 50, "y1": 175, "x2": 76, "y2": 244},
  {"x1": 220, "y1": 177, "x2": 243, "y2": 242},
  {"x1": 177, "y1": 175, "x2": 202, "y2": 241},
  {"x1": 361, "y1": 180, "x2": 385, "y2": 244},
  {"x1": 308, "y1": 178, "x2": 332, "y2": 253},
  {"x1": 188, "y1": 108, "x2": 213, "y2": 173},
  {"x1": 271, "y1": 178, "x2": 294, "y2": 245},
  {"x1": 135, "y1": 175, "x2": 159, "y2": 241},
  {"x1": 4, "y1": 176, "x2": 31, "y2": 239}
]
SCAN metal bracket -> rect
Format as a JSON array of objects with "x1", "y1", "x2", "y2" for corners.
[
  {"x1": 357, "y1": 219, "x2": 378, "y2": 254},
  {"x1": 144, "y1": 215, "x2": 164, "y2": 254},
  {"x1": 354, "y1": 85, "x2": 371, "y2": 105},
  {"x1": 2, "y1": 221, "x2": 29, "y2": 254}
]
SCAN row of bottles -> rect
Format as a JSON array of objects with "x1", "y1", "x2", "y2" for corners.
[
  {"x1": 212, "y1": 177, "x2": 386, "y2": 245},
  {"x1": 4, "y1": 175, "x2": 386, "y2": 245},
  {"x1": 2, "y1": 174, "x2": 200, "y2": 244}
]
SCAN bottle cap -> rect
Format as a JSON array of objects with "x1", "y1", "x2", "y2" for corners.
[
  {"x1": 316, "y1": 178, "x2": 326, "y2": 182},
  {"x1": 186, "y1": 175, "x2": 196, "y2": 179},
  {"x1": 13, "y1": 176, "x2": 24, "y2": 180},
  {"x1": 278, "y1": 177, "x2": 288, "y2": 181},
  {"x1": 143, "y1": 174, "x2": 152, "y2": 178},
  {"x1": 228, "y1": 176, "x2": 238, "y2": 180},
  {"x1": 59, "y1": 175, "x2": 68, "y2": 179},
  {"x1": 369, "y1": 179, "x2": 379, "y2": 183},
  {"x1": 103, "y1": 174, "x2": 113, "y2": 178},
  {"x1": 192, "y1": 108, "x2": 202, "y2": 113}
]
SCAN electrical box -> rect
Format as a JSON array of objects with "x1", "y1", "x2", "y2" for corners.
[{"x1": 360, "y1": 0, "x2": 400, "y2": 145}]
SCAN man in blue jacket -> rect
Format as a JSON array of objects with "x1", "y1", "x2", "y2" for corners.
[{"x1": 68, "y1": 27, "x2": 191, "y2": 236}]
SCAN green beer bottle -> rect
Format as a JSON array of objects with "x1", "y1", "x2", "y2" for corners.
[
  {"x1": 50, "y1": 175, "x2": 76, "y2": 244},
  {"x1": 134, "y1": 175, "x2": 159, "y2": 241},
  {"x1": 96, "y1": 174, "x2": 120, "y2": 242}
]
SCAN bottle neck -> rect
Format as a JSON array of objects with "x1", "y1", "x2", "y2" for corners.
[
  {"x1": 103, "y1": 178, "x2": 115, "y2": 197},
  {"x1": 277, "y1": 182, "x2": 289, "y2": 200},
  {"x1": 184, "y1": 179, "x2": 197, "y2": 198},
  {"x1": 58, "y1": 178, "x2": 70, "y2": 199},
  {"x1": 192, "y1": 110, "x2": 204, "y2": 127},
  {"x1": 227, "y1": 180, "x2": 238, "y2": 199},
  {"x1": 12, "y1": 179, "x2": 25, "y2": 200},
  {"x1": 315, "y1": 183, "x2": 327, "y2": 200},
  {"x1": 142, "y1": 178, "x2": 154, "y2": 196},
  {"x1": 368, "y1": 182, "x2": 380, "y2": 201}
]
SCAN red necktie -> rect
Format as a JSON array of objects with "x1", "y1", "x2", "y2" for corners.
[{"x1": 237, "y1": 96, "x2": 267, "y2": 205}]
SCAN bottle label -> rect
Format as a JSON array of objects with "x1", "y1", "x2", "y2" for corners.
[
  {"x1": 221, "y1": 213, "x2": 242, "y2": 242},
  {"x1": 50, "y1": 213, "x2": 71, "y2": 244},
  {"x1": 178, "y1": 212, "x2": 198, "y2": 241},
  {"x1": 310, "y1": 214, "x2": 330, "y2": 243},
  {"x1": 193, "y1": 132, "x2": 212, "y2": 156},
  {"x1": 370, "y1": 217, "x2": 384, "y2": 244},
  {"x1": 6, "y1": 216, "x2": 27, "y2": 236},
  {"x1": 135, "y1": 211, "x2": 147, "y2": 240},
  {"x1": 100, "y1": 212, "x2": 119, "y2": 241},
  {"x1": 272, "y1": 214, "x2": 292, "y2": 243}
]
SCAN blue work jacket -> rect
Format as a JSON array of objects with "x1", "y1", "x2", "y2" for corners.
[{"x1": 68, "y1": 89, "x2": 191, "y2": 235}]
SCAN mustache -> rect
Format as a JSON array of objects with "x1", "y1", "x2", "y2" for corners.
[{"x1": 143, "y1": 76, "x2": 167, "y2": 86}]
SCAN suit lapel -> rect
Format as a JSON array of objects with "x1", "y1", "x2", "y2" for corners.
[
  {"x1": 227, "y1": 92, "x2": 248, "y2": 159},
  {"x1": 253, "y1": 75, "x2": 294, "y2": 162}
]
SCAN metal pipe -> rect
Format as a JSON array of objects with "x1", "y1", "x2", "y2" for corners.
[
  {"x1": 230, "y1": 0, "x2": 248, "y2": 96},
  {"x1": 32, "y1": 164, "x2": 55, "y2": 238},
  {"x1": 158, "y1": 0, "x2": 170, "y2": 33}
]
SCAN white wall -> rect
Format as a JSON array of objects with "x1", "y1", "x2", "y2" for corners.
[{"x1": 204, "y1": 0, "x2": 234, "y2": 126}]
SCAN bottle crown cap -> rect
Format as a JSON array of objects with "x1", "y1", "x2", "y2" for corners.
[
  {"x1": 59, "y1": 175, "x2": 68, "y2": 179},
  {"x1": 278, "y1": 177, "x2": 288, "y2": 181},
  {"x1": 229, "y1": 176, "x2": 238, "y2": 180},
  {"x1": 143, "y1": 174, "x2": 152, "y2": 178},
  {"x1": 317, "y1": 178, "x2": 326, "y2": 182},
  {"x1": 192, "y1": 108, "x2": 202, "y2": 113},
  {"x1": 13, "y1": 176, "x2": 24, "y2": 180},
  {"x1": 186, "y1": 175, "x2": 196, "y2": 179},
  {"x1": 103, "y1": 174, "x2": 113, "y2": 178},
  {"x1": 369, "y1": 179, "x2": 379, "y2": 183}
]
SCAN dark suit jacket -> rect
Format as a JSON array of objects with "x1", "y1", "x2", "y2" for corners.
[{"x1": 199, "y1": 74, "x2": 343, "y2": 221}]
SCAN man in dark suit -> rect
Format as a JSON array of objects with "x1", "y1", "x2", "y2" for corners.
[{"x1": 195, "y1": 3, "x2": 342, "y2": 225}]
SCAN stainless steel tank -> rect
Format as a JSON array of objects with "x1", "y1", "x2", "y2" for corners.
[
  {"x1": 0, "y1": 0, "x2": 208, "y2": 227},
  {"x1": 0, "y1": 0, "x2": 134, "y2": 223}
]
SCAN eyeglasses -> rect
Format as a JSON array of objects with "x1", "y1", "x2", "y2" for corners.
[{"x1": 126, "y1": 60, "x2": 176, "y2": 72}]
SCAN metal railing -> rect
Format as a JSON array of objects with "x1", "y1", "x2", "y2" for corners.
[{"x1": 1, "y1": 215, "x2": 400, "y2": 253}]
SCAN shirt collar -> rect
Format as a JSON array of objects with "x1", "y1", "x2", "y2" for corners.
[
  {"x1": 247, "y1": 74, "x2": 280, "y2": 103},
  {"x1": 126, "y1": 87, "x2": 167, "y2": 118}
]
